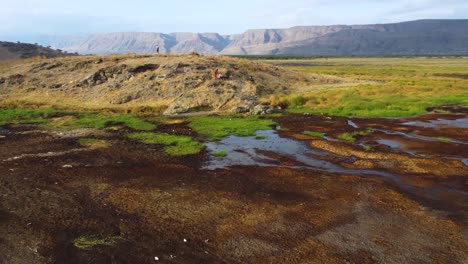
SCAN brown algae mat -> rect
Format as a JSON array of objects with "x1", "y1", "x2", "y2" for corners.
[{"x1": 0, "y1": 112, "x2": 467, "y2": 263}]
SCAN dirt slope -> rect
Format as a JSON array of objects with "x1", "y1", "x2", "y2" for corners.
[{"x1": 0, "y1": 54, "x2": 342, "y2": 114}]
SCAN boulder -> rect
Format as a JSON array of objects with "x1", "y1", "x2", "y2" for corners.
[{"x1": 250, "y1": 105, "x2": 282, "y2": 115}]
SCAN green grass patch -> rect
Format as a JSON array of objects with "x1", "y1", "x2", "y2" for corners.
[
  {"x1": 78, "y1": 138, "x2": 110, "y2": 149},
  {"x1": 338, "y1": 129, "x2": 374, "y2": 143},
  {"x1": 438, "y1": 137, "x2": 452, "y2": 143},
  {"x1": 73, "y1": 235, "x2": 121, "y2": 250},
  {"x1": 75, "y1": 113, "x2": 156, "y2": 130},
  {"x1": 128, "y1": 132, "x2": 204, "y2": 156},
  {"x1": 280, "y1": 58, "x2": 468, "y2": 118},
  {"x1": 188, "y1": 115, "x2": 277, "y2": 141},
  {"x1": 213, "y1": 150, "x2": 228, "y2": 157},
  {"x1": 0, "y1": 108, "x2": 63, "y2": 125},
  {"x1": 303, "y1": 130, "x2": 325, "y2": 138},
  {"x1": 288, "y1": 93, "x2": 468, "y2": 117},
  {"x1": 255, "y1": 135, "x2": 267, "y2": 140},
  {"x1": 362, "y1": 145, "x2": 373, "y2": 151}
]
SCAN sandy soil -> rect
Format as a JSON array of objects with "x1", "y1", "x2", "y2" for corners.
[{"x1": 0, "y1": 112, "x2": 467, "y2": 263}]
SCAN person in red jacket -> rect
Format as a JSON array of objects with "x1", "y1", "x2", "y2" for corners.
[{"x1": 212, "y1": 69, "x2": 218, "y2": 79}]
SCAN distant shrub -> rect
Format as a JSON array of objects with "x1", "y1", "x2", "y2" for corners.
[{"x1": 289, "y1": 96, "x2": 308, "y2": 107}]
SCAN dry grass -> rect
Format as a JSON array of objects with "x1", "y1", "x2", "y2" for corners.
[{"x1": 0, "y1": 54, "x2": 340, "y2": 114}]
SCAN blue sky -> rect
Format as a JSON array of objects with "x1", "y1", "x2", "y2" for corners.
[{"x1": 1, "y1": 0, "x2": 467, "y2": 37}]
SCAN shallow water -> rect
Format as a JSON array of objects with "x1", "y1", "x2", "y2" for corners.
[
  {"x1": 204, "y1": 130, "x2": 468, "y2": 199},
  {"x1": 376, "y1": 139, "x2": 418, "y2": 156},
  {"x1": 403, "y1": 118, "x2": 468, "y2": 129},
  {"x1": 204, "y1": 130, "x2": 405, "y2": 183},
  {"x1": 347, "y1": 120, "x2": 359, "y2": 128},
  {"x1": 374, "y1": 129, "x2": 468, "y2": 145}
]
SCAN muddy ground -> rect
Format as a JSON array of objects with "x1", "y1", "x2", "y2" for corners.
[{"x1": 0, "y1": 111, "x2": 467, "y2": 263}]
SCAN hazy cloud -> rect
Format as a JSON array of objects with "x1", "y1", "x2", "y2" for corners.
[{"x1": 0, "y1": 0, "x2": 467, "y2": 37}]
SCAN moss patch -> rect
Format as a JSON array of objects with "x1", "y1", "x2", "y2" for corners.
[
  {"x1": 128, "y1": 132, "x2": 204, "y2": 156},
  {"x1": 438, "y1": 137, "x2": 452, "y2": 143},
  {"x1": 75, "y1": 113, "x2": 156, "y2": 131},
  {"x1": 78, "y1": 138, "x2": 111, "y2": 149},
  {"x1": 188, "y1": 116, "x2": 276, "y2": 141},
  {"x1": 0, "y1": 108, "x2": 63, "y2": 125},
  {"x1": 73, "y1": 235, "x2": 121, "y2": 250},
  {"x1": 303, "y1": 130, "x2": 325, "y2": 138},
  {"x1": 338, "y1": 129, "x2": 374, "y2": 143},
  {"x1": 213, "y1": 150, "x2": 228, "y2": 157}
]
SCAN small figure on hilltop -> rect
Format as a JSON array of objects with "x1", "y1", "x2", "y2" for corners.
[
  {"x1": 212, "y1": 69, "x2": 219, "y2": 79},
  {"x1": 156, "y1": 47, "x2": 160, "y2": 54}
]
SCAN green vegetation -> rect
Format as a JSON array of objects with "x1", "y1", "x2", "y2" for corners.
[
  {"x1": 128, "y1": 132, "x2": 204, "y2": 156},
  {"x1": 338, "y1": 129, "x2": 374, "y2": 143},
  {"x1": 78, "y1": 138, "x2": 110, "y2": 149},
  {"x1": 289, "y1": 95, "x2": 308, "y2": 107},
  {"x1": 362, "y1": 145, "x2": 373, "y2": 151},
  {"x1": 213, "y1": 150, "x2": 228, "y2": 157},
  {"x1": 188, "y1": 116, "x2": 276, "y2": 141},
  {"x1": 255, "y1": 135, "x2": 267, "y2": 140},
  {"x1": 0, "y1": 108, "x2": 62, "y2": 125},
  {"x1": 0, "y1": 107, "x2": 156, "y2": 132},
  {"x1": 75, "y1": 113, "x2": 156, "y2": 130},
  {"x1": 73, "y1": 235, "x2": 121, "y2": 250},
  {"x1": 303, "y1": 130, "x2": 325, "y2": 138},
  {"x1": 438, "y1": 137, "x2": 452, "y2": 143},
  {"x1": 270, "y1": 58, "x2": 468, "y2": 117}
]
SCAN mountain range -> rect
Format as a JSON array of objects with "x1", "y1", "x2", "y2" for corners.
[{"x1": 21, "y1": 19, "x2": 468, "y2": 56}]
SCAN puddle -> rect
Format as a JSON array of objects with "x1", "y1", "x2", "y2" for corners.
[
  {"x1": 376, "y1": 138, "x2": 467, "y2": 166},
  {"x1": 204, "y1": 130, "x2": 468, "y2": 200},
  {"x1": 205, "y1": 130, "x2": 330, "y2": 170},
  {"x1": 374, "y1": 129, "x2": 468, "y2": 145},
  {"x1": 376, "y1": 139, "x2": 418, "y2": 156},
  {"x1": 0, "y1": 127, "x2": 10, "y2": 135},
  {"x1": 347, "y1": 120, "x2": 359, "y2": 128},
  {"x1": 204, "y1": 130, "x2": 405, "y2": 182},
  {"x1": 403, "y1": 118, "x2": 468, "y2": 129}
]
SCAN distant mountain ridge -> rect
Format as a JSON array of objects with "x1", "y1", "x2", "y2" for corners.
[
  {"x1": 37, "y1": 20, "x2": 468, "y2": 56},
  {"x1": 0, "y1": 41, "x2": 75, "y2": 61}
]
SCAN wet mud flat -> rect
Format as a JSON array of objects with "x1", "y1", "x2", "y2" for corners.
[{"x1": 1, "y1": 112, "x2": 467, "y2": 263}]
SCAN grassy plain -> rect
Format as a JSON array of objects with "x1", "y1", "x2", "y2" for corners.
[{"x1": 265, "y1": 57, "x2": 468, "y2": 117}]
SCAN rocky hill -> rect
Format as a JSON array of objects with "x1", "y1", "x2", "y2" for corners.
[
  {"x1": 0, "y1": 54, "x2": 342, "y2": 115},
  {"x1": 39, "y1": 20, "x2": 468, "y2": 56},
  {"x1": 0, "y1": 41, "x2": 75, "y2": 61}
]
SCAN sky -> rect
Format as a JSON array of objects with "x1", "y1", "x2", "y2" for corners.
[{"x1": 1, "y1": 0, "x2": 467, "y2": 38}]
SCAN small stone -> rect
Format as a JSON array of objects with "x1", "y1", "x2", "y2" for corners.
[
  {"x1": 154, "y1": 256, "x2": 159, "y2": 261},
  {"x1": 62, "y1": 164, "x2": 73, "y2": 168},
  {"x1": 183, "y1": 238, "x2": 187, "y2": 243}
]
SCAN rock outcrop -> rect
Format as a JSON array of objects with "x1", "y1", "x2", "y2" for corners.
[{"x1": 0, "y1": 54, "x2": 341, "y2": 115}]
